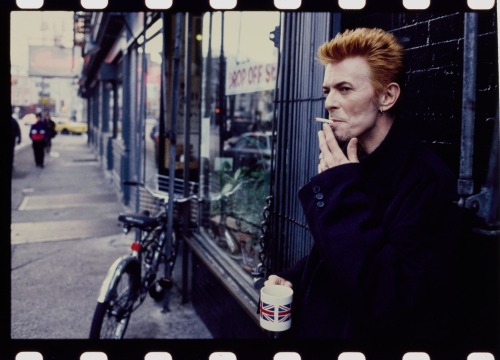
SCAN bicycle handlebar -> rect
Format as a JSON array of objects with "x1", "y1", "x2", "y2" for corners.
[
  {"x1": 173, "y1": 194, "x2": 200, "y2": 204},
  {"x1": 124, "y1": 179, "x2": 247, "y2": 204}
]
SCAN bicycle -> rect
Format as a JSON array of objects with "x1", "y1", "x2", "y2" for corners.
[{"x1": 89, "y1": 177, "x2": 197, "y2": 339}]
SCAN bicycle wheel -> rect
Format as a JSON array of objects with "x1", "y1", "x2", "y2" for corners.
[{"x1": 89, "y1": 262, "x2": 139, "y2": 339}]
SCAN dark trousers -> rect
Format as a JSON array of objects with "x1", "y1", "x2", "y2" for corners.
[
  {"x1": 32, "y1": 141, "x2": 45, "y2": 167},
  {"x1": 45, "y1": 139, "x2": 52, "y2": 153}
]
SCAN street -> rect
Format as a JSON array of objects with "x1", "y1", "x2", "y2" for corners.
[{"x1": 10, "y1": 132, "x2": 212, "y2": 339}]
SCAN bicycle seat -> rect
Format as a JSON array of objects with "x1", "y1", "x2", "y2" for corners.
[{"x1": 118, "y1": 213, "x2": 159, "y2": 230}]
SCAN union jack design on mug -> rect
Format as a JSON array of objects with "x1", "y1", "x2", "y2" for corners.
[
  {"x1": 260, "y1": 301, "x2": 275, "y2": 322},
  {"x1": 278, "y1": 304, "x2": 291, "y2": 322}
]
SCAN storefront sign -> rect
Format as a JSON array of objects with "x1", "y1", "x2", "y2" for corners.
[
  {"x1": 226, "y1": 61, "x2": 277, "y2": 95},
  {"x1": 29, "y1": 45, "x2": 75, "y2": 78}
]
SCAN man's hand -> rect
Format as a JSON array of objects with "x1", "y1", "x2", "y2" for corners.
[
  {"x1": 318, "y1": 123, "x2": 359, "y2": 174},
  {"x1": 264, "y1": 275, "x2": 293, "y2": 288}
]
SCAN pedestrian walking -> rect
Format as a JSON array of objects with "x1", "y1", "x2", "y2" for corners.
[
  {"x1": 11, "y1": 115, "x2": 22, "y2": 168},
  {"x1": 29, "y1": 112, "x2": 48, "y2": 168},
  {"x1": 264, "y1": 28, "x2": 460, "y2": 342},
  {"x1": 43, "y1": 110, "x2": 57, "y2": 154}
]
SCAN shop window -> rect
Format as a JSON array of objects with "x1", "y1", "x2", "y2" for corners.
[
  {"x1": 200, "y1": 11, "x2": 279, "y2": 275},
  {"x1": 114, "y1": 57, "x2": 124, "y2": 141},
  {"x1": 143, "y1": 19, "x2": 163, "y2": 175}
]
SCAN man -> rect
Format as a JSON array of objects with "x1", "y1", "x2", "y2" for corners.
[
  {"x1": 29, "y1": 113, "x2": 48, "y2": 168},
  {"x1": 265, "y1": 28, "x2": 459, "y2": 342}
]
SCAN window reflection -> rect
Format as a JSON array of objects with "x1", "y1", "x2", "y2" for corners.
[
  {"x1": 144, "y1": 18, "x2": 163, "y2": 177},
  {"x1": 201, "y1": 12, "x2": 279, "y2": 274}
]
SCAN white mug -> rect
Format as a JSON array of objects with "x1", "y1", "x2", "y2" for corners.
[{"x1": 259, "y1": 284, "x2": 293, "y2": 332}]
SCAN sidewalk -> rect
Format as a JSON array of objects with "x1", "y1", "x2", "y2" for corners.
[
  {"x1": 11, "y1": 135, "x2": 125, "y2": 245},
  {"x1": 11, "y1": 134, "x2": 212, "y2": 339}
]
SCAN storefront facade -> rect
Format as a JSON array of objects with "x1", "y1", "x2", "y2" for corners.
[
  {"x1": 77, "y1": 11, "x2": 280, "y2": 337},
  {"x1": 77, "y1": 10, "x2": 498, "y2": 342}
]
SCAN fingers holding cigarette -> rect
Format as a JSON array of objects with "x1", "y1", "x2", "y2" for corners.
[{"x1": 315, "y1": 117, "x2": 333, "y2": 125}]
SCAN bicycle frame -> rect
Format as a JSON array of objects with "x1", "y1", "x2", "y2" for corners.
[
  {"x1": 96, "y1": 178, "x2": 243, "y2": 306},
  {"x1": 97, "y1": 216, "x2": 167, "y2": 304},
  {"x1": 90, "y1": 176, "x2": 199, "y2": 339}
]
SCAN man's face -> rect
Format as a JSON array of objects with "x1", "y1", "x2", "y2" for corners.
[{"x1": 322, "y1": 56, "x2": 380, "y2": 147}]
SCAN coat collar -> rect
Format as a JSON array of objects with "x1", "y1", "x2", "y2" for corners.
[{"x1": 360, "y1": 117, "x2": 418, "y2": 193}]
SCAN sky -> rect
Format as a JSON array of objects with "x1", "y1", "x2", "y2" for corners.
[
  {"x1": 10, "y1": 11, "x2": 280, "y2": 75},
  {"x1": 11, "y1": 11, "x2": 75, "y2": 75},
  {"x1": 202, "y1": 12, "x2": 280, "y2": 64}
]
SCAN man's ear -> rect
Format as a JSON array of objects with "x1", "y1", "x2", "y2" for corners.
[{"x1": 378, "y1": 82, "x2": 401, "y2": 112}]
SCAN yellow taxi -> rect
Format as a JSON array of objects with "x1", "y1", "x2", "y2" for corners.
[{"x1": 54, "y1": 117, "x2": 88, "y2": 135}]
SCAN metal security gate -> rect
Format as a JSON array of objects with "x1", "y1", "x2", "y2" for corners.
[{"x1": 264, "y1": 13, "x2": 340, "y2": 274}]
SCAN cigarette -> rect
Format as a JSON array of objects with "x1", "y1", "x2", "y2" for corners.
[{"x1": 315, "y1": 117, "x2": 333, "y2": 124}]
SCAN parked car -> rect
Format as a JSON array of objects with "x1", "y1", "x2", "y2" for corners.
[
  {"x1": 227, "y1": 110, "x2": 255, "y2": 136},
  {"x1": 223, "y1": 131, "x2": 273, "y2": 170},
  {"x1": 54, "y1": 117, "x2": 88, "y2": 135}
]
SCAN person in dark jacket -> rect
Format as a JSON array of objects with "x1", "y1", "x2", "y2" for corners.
[
  {"x1": 29, "y1": 112, "x2": 48, "y2": 168},
  {"x1": 264, "y1": 28, "x2": 460, "y2": 342},
  {"x1": 10, "y1": 115, "x2": 22, "y2": 168},
  {"x1": 43, "y1": 110, "x2": 56, "y2": 154}
]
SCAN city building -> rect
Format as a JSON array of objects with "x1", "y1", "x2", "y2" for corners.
[{"x1": 11, "y1": 12, "x2": 83, "y2": 120}]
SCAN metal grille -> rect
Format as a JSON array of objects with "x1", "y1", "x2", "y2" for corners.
[
  {"x1": 137, "y1": 174, "x2": 199, "y2": 226},
  {"x1": 157, "y1": 174, "x2": 200, "y2": 226},
  {"x1": 268, "y1": 13, "x2": 338, "y2": 274}
]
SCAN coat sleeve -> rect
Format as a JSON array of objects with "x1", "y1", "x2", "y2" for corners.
[
  {"x1": 277, "y1": 256, "x2": 308, "y2": 287},
  {"x1": 298, "y1": 162, "x2": 458, "y2": 334}
]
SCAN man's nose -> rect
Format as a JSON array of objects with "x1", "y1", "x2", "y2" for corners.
[{"x1": 324, "y1": 91, "x2": 339, "y2": 111}]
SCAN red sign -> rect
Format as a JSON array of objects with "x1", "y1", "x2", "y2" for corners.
[{"x1": 226, "y1": 61, "x2": 277, "y2": 95}]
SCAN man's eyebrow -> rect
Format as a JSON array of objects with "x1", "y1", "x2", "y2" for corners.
[{"x1": 322, "y1": 81, "x2": 353, "y2": 89}]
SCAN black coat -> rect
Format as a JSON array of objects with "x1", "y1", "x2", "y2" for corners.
[{"x1": 280, "y1": 118, "x2": 460, "y2": 342}]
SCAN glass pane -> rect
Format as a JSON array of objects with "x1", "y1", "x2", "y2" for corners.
[
  {"x1": 144, "y1": 19, "x2": 163, "y2": 177},
  {"x1": 200, "y1": 11, "x2": 279, "y2": 275}
]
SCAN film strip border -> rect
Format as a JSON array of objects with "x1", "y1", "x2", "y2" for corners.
[
  {"x1": 0, "y1": 0, "x2": 497, "y2": 11},
  {"x1": 6, "y1": 342, "x2": 500, "y2": 360},
  {"x1": 2, "y1": 0, "x2": 499, "y2": 360},
  {"x1": 8, "y1": 350, "x2": 500, "y2": 360}
]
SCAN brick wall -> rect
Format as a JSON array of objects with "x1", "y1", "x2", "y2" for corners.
[{"x1": 343, "y1": 12, "x2": 498, "y2": 183}]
